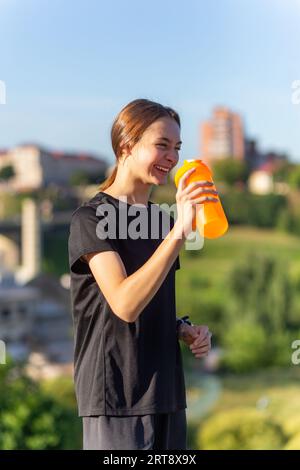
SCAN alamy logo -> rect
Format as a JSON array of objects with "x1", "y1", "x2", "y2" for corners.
[
  {"x1": 291, "y1": 339, "x2": 300, "y2": 365},
  {"x1": 0, "y1": 80, "x2": 6, "y2": 104},
  {"x1": 0, "y1": 340, "x2": 6, "y2": 364},
  {"x1": 291, "y1": 80, "x2": 300, "y2": 105},
  {"x1": 95, "y1": 197, "x2": 205, "y2": 250}
]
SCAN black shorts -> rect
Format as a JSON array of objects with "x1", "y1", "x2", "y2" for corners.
[{"x1": 82, "y1": 409, "x2": 187, "y2": 450}]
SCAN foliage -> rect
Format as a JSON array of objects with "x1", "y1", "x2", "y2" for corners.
[
  {"x1": 0, "y1": 165, "x2": 15, "y2": 181},
  {"x1": 284, "y1": 432, "x2": 300, "y2": 450},
  {"x1": 273, "y1": 161, "x2": 294, "y2": 183},
  {"x1": 220, "y1": 253, "x2": 298, "y2": 372},
  {"x1": 212, "y1": 159, "x2": 250, "y2": 186},
  {"x1": 197, "y1": 407, "x2": 286, "y2": 450},
  {"x1": 188, "y1": 368, "x2": 300, "y2": 450},
  {"x1": 42, "y1": 230, "x2": 69, "y2": 277},
  {"x1": 0, "y1": 359, "x2": 81, "y2": 450},
  {"x1": 289, "y1": 165, "x2": 300, "y2": 189},
  {"x1": 69, "y1": 170, "x2": 105, "y2": 186},
  {"x1": 221, "y1": 190, "x2": 287, "y2": 227}
]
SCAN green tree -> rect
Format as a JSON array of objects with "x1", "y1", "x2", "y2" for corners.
[
  {"x1": 228, "y1": 253, "x2": 294, "y2": 332},
  {"x1": 69, "y1": 170, "x2": 90, "y2": 186},
  {"x1": 289, "y1": 165, "x2": 300, "y2": 189},
  {"x1": 276, "y1": 208, "x2": 294, "y2": 233},
  {"x1": 198, "y1": 408, "x2": 286, "y2": 450},
  {"x1": 69, "y1": 170, "x2": 106, "y2": 186},
  {"x1": 273, "y1": 160, "x2": 293, "y2": 183},
  {"x1": 0, "y1": 165, "x2": 15, "y2": 181},
  {"x1": 0, "y1": 358, "x2": 81, "y2": 449},
  {"x1": 221, "y1": 253, "x2": 297, "y2": 372},
  {"x1": 222, "y1": 320, "x2": 270, "y2": 372},
  {"x1": 212, "y1": 159, "x2": 250, "y2": 186},
  {"x1": 221, "y1": 191, "x2": 287, "y2": 228}
]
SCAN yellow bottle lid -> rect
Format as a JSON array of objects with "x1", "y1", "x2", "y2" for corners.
[{"x1": 174, "y1": 159, "x2": 209, "y2": 187}]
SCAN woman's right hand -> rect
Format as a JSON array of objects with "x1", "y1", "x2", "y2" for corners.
[{"x1": 174, "y1": 167, "x2": 219, "y2": 238}]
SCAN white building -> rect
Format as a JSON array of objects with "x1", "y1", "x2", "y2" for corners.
[
  {"x1": 248, "y1": 162, "x2": 275, "y2": 195},
  {"x1": 0, "y1": 143, "x2": 108, "y2": 191}
]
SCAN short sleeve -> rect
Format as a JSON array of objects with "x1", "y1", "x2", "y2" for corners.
[{"x1": 68, "y1": 205, "x2": 117, "y2": 274}]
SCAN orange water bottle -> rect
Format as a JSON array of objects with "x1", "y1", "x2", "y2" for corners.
[{"x1": 174, "y1": 159, "x2": 229, "y2": 239}]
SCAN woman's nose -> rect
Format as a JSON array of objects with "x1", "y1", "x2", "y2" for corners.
[{"x1": 167, "y1": 150, "x2": 179, "y2": 163}]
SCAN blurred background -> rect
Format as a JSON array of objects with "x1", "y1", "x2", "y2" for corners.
[{"x1": 1, "y1": 0, "x2": 300, "y2": 450}]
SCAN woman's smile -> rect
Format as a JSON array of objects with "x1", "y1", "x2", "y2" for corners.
[{"x1": 153, "y1": 163, "x2": 172, "y2": 177}]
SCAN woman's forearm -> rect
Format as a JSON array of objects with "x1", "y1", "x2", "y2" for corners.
[{"x1": 117, "y1": 222, "x2": 186, "y2": 322}]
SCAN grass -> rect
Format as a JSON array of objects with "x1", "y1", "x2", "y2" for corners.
[
  {"x1": 186, "y1": 366, "x2": 300, "y2": 449},
  {"x1": 178, "y1": 225, "x2": 300, "y2": 270},
  {"x1": 214, "y1": 366, "x2": 300, "y2": 412},
  {"x1": 176, "y1": 226, "x2": 300, "y2": 448},
  {"x1": 175, "y1": 225, "x2": 300, "y2": 311}
]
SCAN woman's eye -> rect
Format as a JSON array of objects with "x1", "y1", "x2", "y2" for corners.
[{"x1": 156, "y1": 144, "x2": 181, "y2": 151}]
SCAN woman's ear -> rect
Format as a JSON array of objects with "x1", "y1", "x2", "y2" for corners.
[{"x1": 120, "y1": 144, "x2": 132, "y2": 163}]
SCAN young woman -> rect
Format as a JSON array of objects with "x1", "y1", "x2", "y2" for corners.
[{"x1": 68, "y1": 98, "x2": 216, "y2": 450}]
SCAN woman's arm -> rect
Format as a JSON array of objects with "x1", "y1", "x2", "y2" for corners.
[
  {"x1": 85, "y1": 221, "x2": 186, "y2": 323},
  {"x1": 85, "y1": 170, "x2": 217, "y2": 323}
]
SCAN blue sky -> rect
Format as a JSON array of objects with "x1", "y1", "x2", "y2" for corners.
[{"x1": 0, "y1": 0, "x2": 300, "y2": 164}]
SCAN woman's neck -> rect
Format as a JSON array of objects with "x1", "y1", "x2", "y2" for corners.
[{"x1": 103, "y1": 170, "x2": 153, "y2": 206}]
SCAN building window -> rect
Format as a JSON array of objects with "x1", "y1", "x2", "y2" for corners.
[
  {"x1": 18, "y1": 305, "x2": 27, "y2": 315},
  {"x1": 1, "y1": 308, "x2": 11, "y2": 318}
]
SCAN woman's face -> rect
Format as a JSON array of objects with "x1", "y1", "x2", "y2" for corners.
[{"x1": 125, "y1": 117, "x2": 181, "y2": 185}]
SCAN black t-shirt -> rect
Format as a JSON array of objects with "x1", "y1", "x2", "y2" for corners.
[{"x1": 68, "y1": 191, "x2": 186, "y2": 417}]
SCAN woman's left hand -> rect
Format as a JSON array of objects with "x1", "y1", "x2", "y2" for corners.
[{"x1": 178, "y1": 323, "x2": 212, "y2": 359}]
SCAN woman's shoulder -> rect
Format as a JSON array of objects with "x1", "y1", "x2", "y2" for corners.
[
  {"x1": 70, "y1": 192, "x2": 108, "y2": 221},
  {"x1": 70, "y1": 204, "x2": 95, "y2": 223}
]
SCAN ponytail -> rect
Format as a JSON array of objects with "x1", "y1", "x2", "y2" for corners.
[{"x1": 98, "y1": 165, "x2": 118, "y2": 191}]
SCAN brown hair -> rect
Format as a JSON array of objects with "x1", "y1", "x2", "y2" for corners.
[{"x1": 98, "y1": 98, "x2": 181, "y2": 191}]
